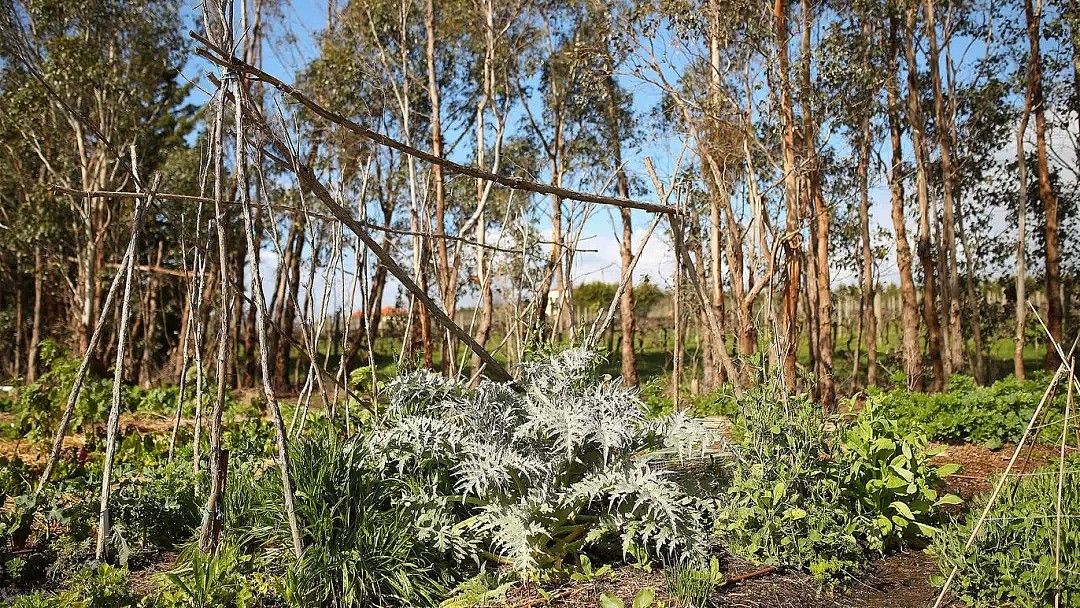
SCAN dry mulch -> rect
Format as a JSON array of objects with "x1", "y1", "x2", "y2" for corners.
[
  {"x1": 931, "y1": 441, "x2": 1063, "y2": 500},
  {"x1": 498, "y1": 551, "x2": 955, "y2": 608}
]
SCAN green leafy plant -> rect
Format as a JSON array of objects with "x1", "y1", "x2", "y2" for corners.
[
  {"x1": 716, "y1": 384, "x2": 957, "y2": 584},
  {"x1": 227, "y1": 428, "x2": 459, "y2": 608},
  {"x1": 12, "y1": 341, "x2": 111, "y2": 441},
  {"x1": 932, "y1": 456, "x2": 1080, "y2": 607},
  {"x1": 109, "y1": 461, "x2": 200, "y2": 556},
  {"x1": 665, "y1": 556, "x2": 724, "y2": 608},
  {"x1": 569, "y1": 555, "x2": 613, "y2": 582},
  {"x1": 159, "y1": 544, "x2": 256, "y2": 608},
  {"x1": 870, "y1": 374, "x2": 1066, "y2": 449},
  {"x1": 841, "y1": 397, "x2": 962, "y2": 552},
  {"x1": 7, "y1": 564, "x2": 140, "y2": 608},
  {"x1": 599, "y1": 587, "x2": 656, "y2": 608}
]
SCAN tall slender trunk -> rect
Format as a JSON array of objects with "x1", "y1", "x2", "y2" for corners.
[
  {"x1": 956, "y1": 200, "x2": 986, "y2": 382},
  {"x1": 1015, "y1": 49, "x2": 1034, "y2": 380},
  {"x1": 425, "y1": 0, "x2": 453, "y2": 374},
  {"x1": 139, "y1": 242, "x2": 164, "y2": 386},
  {"x1": 799, "y1": 2, "x2": 833, "y2": 407},
  {"x1": 470, "y1": 1, "x2": 496, "y2": 379},
  {"x1": 26, "y1": 247, "x2": 43, "y2": 383},
  {"x1": 922, "y1": 0, "x2": 964, "y2": 373},
  {"x1": 707, "y1": 3, "x2": 727, "y2": 385},
  {"x1": 201, "y1": 69, "x2": 232, "y2": 552},
  {"x1": 13, "y1": 265, "x2": 22, "y2": 379},
  {"x1": 230, "y1": 78, "x2": 304, "y2": 558},
  {"x1": 600, "y1": 71, "x2": 639, "y2": 386},
  {"x1": 1025, "y1": 0, "x2": 1063, "y2": 369},
  {"x1": 273, "y1": 214, "x2": 305, "y2": 389},
  {"x1": 858, "y1": 112, "x2": 878, "y2": 387},
  {"x1": 903, "y1": 7, "x2": 945, "y2": 391},
  {"x1": 775, "y1": 0, "x2": 801, "y2": 391}
]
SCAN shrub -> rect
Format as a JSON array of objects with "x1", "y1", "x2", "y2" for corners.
[
  {"x1": 373, "y1": 348, "x2": 717, "y2": 575},
  {"x1": 841, "y1": 396, "x2": 962, "y2": 552},
  {"x1": 871, "y1": 374, "x2": 1064, "y2": 448},
  {"x1": 716, "y1": 385, "x2": 959, "y2": 584},
  {"x1": 932, "y1": 456, "x2": 1080, "y2": 607},
  {"x1": 12, "y1": 341, "x2": 111, "y2": 441},
  {"x1": 109, "y1": 461, "x2": 201, "y2": 554}
]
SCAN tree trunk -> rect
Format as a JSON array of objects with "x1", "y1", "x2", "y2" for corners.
[
  {"x1": 26, "y1": 247, "x2": 44, "y2": 383},
  {"x1": 903, "y1": 7, "x2": 946, "y2": 391},
  {"x1": 922, "y1": 0, "x2": 964, "y2": 374},
  {"x1": 139, "y1": 241, "x2": 164, "y2": 386},
  {"x1": 887, "y1": 14, "x2": 924, "y2": 391},
  {"x1": 272, "y1": 215, "x2": 304, "y2": 389},
  {"x1": 776, "y1": 0, "x2": 801, "y2": 392},
  {"x1": 1025, "y1": 0, "x2": 1063, "y2": 369},
  {"x1": 800, "y1": 2, "x2": 834, "y2": 408},
  {"x1": 857, "y1": 112, "x2": 878, "y2": 387},
  {"x1": 425, "y1": 0, "x2": 453, "y2": 374},
  {"x1": 1015, "y1": 50, "x2": 1034, "y2": 380}
]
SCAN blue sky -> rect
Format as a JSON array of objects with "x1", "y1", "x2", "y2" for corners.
[{"x1": 176, "y1": 1, "x2": 1077, "y2": 316}]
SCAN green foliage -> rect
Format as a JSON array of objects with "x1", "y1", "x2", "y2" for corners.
[
  {"x1": 664, "y1": 557, "x2": 724, "y2": 608},
  {"x1": 228, "y1": 429, "x2": 459, "y2": 608},
  {"x1": 4, "y1": 564, "x2": 139, "y2": 608},
  {"x1": 109, "y1": 462, "x2": 200, "y2": 556},
  {"x1": 571, "y1": 282, "x2": 668, "y2": 320},
  {"x1": 158, "y1": 544, "x2": 262, "y2": 608},
  {"x1": 638, "y1": 380, "x2": 739, "y2": 420},
  {"x1": 841, "y1": 398, "x2": 962, "y2": 552},
  {"x1": 374, "y1": 348, "x2": 716, "y2": 575},
  {"x1": 12, "y1": 341, "x2": 111, "y2": 440},
  {"x1": 870, "y1": 374, "x2": 1064, "y2": 449},
  {"x1": 574, "y1": 282, "x2": 619, "y2": 314},
  {"x1": 716, "y1": 385, "x2": 958, "y2": 584},
  {"x1": 439, "y1": 572, "x2": 516, "y2": 608},
  {"x1": 598, "y1": 588, "x2": 656, "y2": 608},
  {"x1": 932, "y1": 456, "x2": 1080, "y2": 607},
  {"x1": 569, "y1": 555, "x2": 613, "y2": 582}
]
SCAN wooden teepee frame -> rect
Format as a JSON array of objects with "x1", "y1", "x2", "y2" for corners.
[{"x1": 933, "y1": 304, "x2": 1079, "y2": 608}]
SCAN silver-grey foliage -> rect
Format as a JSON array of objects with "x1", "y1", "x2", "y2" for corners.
[{"x1": 370, "y1": 348, "x2": 722, "y2": 573}]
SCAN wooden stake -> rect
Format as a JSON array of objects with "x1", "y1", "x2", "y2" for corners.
[
  {"x1": 96, "y1": 170, "x2": 153, "y2": 560},
  {"x1": 932, "y1": 337, "x2": 1078, "y2": 608}
]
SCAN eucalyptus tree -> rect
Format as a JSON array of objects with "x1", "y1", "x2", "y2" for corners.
[
  {"x1": 1025, "y1": 0, "x2": 1065, "y2": 368},
  {"x1": 627, "y1": 0, "x2": 777, "y2": 389},
  {"x1": 818, "y1": 0, "x2": 889, "y2": 389},
  {"x1": 312, "y1": 0, "x2": 443, "y2": 368},
  {"x1": 0, "y1": 0, "x2": 193, "y2": 371},
  {"x1": 884, "y1": 10, "x2": 926, "y2": 391},
  {"x1": 303, "y1": 13, "x2": 410, "y2": 369}
]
